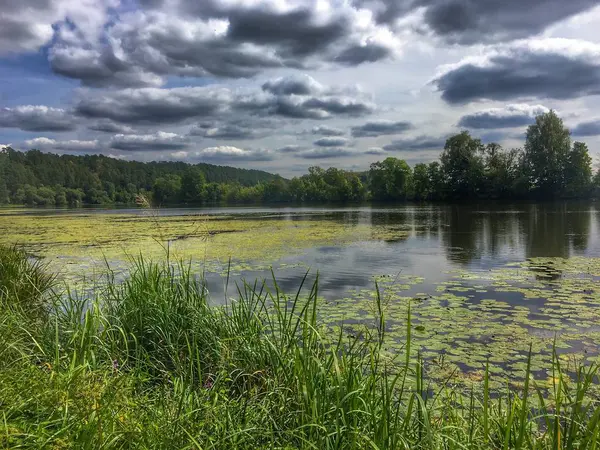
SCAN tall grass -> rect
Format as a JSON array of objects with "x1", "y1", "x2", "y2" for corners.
[{"x1": 1, "y1": 245, "x2": 600, "y2": 449}]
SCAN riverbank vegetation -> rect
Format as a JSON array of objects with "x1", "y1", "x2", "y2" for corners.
[
  {"x1": 1, "y1": 111, "x2": 599, "y2": 207},
  {"x1": 2, "y1": 244, "x2": 600, "y2": 448}
]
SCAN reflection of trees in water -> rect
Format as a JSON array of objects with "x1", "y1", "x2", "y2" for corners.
[
  {"x1": 437, "y1": 202, "x2": 593, "y2": 265},
  {"x1": 523, "y1": 202, "x2": 591, "y2": 258}
]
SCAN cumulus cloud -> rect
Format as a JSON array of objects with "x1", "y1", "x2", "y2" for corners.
[
  {"x1": 74, "y1": 77, "x2": 374, "y2": 125},
  {"x1": 383, "y1": 135, "x2": 447, "y2": 151},
  {"x1": 365, "y1": 147, "x2": 387, "y2": 155},
  {"x1": 351, "y1": 120, "x2": 413, "y2": 137},
  {"x1": 0, "y1": 106, "x2": 76, "y2": 132},
  {"x1": 310, "y1": 125, "x2": 345, "y2": 136},
  {"x1": 433, "y1": 39, "x2": 600, "y2": 104},
  {"x1": 572, "y1": 119, "x2": 600, "y2": 136},
  {"x1": 48, "y1": 1, "x2": 401, "y2": 87},
  {"x1": 109, "y1": 132, "x2": 189, "y2": 151},
  {"x1": 24, "y1": 137, "x2": 99, "y2": 152},
  {"x1": 353, "y1": 0, "x2": 598, "y2": 44},
  {"x1": 88, "y1": 120, "x2": 135, "y2": 134},
  {"x1": 296, "y1": 148, "x2": 354, "y2": 159},
  {"x1": 180, "y1": 146, "x2": 275, "y2": 162},
  {"x1": 76, "y1": 87, "x2": 231, "y2": 125},
  {"x1": 190, "y1": 123, "x2": 263, "y2": 140},
  {"x1": 277, "y1": 145, "x2": 305, "y2": 153},
  {"x1": 314, "y1": 137, "x2": 350, "y2": 147},
  {"x1": 0, "y1": 0, "x2": 117, "y2": 54},
  {"x1": 458, "y1": 104, "x2": 550, "y2": 129}
]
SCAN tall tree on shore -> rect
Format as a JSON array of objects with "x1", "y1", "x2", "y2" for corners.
[
  {"x1": 440, "y1": 131, "x2": 484, "y2": 198},
  {"x1": 524, "y1": 110, "x2": 571, "y2": 197},
  {"x1": 565, "y1": 142, "x2": 593, "y2": 196}
]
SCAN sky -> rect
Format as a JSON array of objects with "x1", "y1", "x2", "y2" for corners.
[{"x1": 1, "y1": 0, "x2": 600, "y2": 177}]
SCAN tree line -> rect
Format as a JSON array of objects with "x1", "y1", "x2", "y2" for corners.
[{"x1": 1, "y1": 111, "x2": 599, "y2": 207}]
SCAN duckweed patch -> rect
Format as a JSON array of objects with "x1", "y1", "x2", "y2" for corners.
[{"x1": 2, "y1": 210, "x2": 600, "y2": 388}]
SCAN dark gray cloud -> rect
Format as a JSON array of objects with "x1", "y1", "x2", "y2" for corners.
[
  {"x1": 351, "y1": 120, "x2": 413, "y2": 137},
  {"x1": 572, "y1": 119, "x2": 600, "y2": 136},
  {"x1": 365, "y1": 147, "x2": 388, "y2": 155},
  {"x1": 296, "y1": 148, "x2": 355, "y2": 159},
  {"x1": 0, "y1": 0, "x2": 114, "y2": 54},
  {"x1": 310, "y1": 125, "x2": 345, "y2": 136},
  {"x1": 458, "y1": 104, "x2": 549, "y2": 129},
  {"x1": 88, "y1": 120, "x2": 135, "y2": 134},
  {"x1": 189, "y1": 120, "x2": 275, "y2": 140},
  {"x1": 0, "y1": 106, "x2": 76, "y2": 132},
  {"x1": 49, "y1": 45, "x2": 163, "y2": 88},
  {"x1": 314, "y1": 137, "x2": 350, "y2": 147},
  {"x1": 110, "y1": 132, "x2": 189, "y2": 151},
  {"x1": 353, "y1": 0, "x2": 598, "y2": 44},
  {"x1": 383, "y1": 135, "x2": 447, "y2": 151},
  {"x1": 334, "y1": 42, "x2": 394, "y2": 65},
  {"x1": 433, "y1": 39, "x2": 600, "y2": 104},
  {"x1": 48, "y1": 1, "x2": 398, "y2": 87},
  {"x1": 277, "y1": 145, "x2": 305, "y2": 154},
  {"x1": 75, "y1": 87, "x2": 230, "y2": 124},
  {"x1": 74, "y1": 78, "x2": 374, "y2": 126}
]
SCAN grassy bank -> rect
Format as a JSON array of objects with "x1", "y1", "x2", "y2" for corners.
[{"x1": 1, "y1": 245, "x2": 600, "y2": 449}]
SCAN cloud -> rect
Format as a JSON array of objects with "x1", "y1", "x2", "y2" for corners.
[
  {"x1": 296, "y1": 148, "x2": 355, "y2": 159},
  {"x1": 572, "y1": 119, "x2": 600, "y2": 136},
  {"x1": 0, "y1": 106, "x2": 76, "y2": 132},
  {"x1": 48, "y1": 2, "x2": 401, "y2": 87},
  {"x1": 351, "y1": 120, "x2": 413, "y2": 137},
  {"x1": 0, "y1": 0, "x2": 117, "y2": 54},
  {"x1": 314, "y1": 137, "x2": 350, "y2": 147},
  {"x1": 365, "y1": 147, "x2": 387, "y2": 155},
  {"x1": 458, "y1": 104, "x2": 550, "y2": 129},
  {"x1": 24, "y1": 137, "x2": 99, "y2": 152},
  {"x1": 76, "y1": 87, "x2": 231, "y2": 125},
  {"x1": 433, "y1": 39, "x2": 600, "y2": 104},
  {"x1": 109, "y1": 132, "x2": 189, "y2": 151},
  {"x1": 181, "y1": 146, "x2": 275, "y2": 162},
  {"x1": 189, "y1": 122, "x2": 269, "y2": 140},
  {"x1": 262, "y1": 74, "x2": 324, "y2": 96},
  {"x1": 310, "y1": 125, "x2": 345, "y2": 136},
  {"x1": 383, "y1": 135, "x2": 447, "y2": 151},
  {"x1": 88, "y1": 120, "x2": 135, "y2": 134},
  {"x1": 277, "y1": 145, "x2": 305, "y2": 154},
  {"x1": 353, "y1": 0, "x2": 598, "y2": 44},
  {"x1": 74, "y1": 77, "x2": 374, "y2": 126}
]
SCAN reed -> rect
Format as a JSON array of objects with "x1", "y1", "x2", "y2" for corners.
[{"x1": 1, "y1": 245, "x2": 599, "y2": 449}]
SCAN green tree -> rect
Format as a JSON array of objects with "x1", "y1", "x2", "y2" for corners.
[
  {"x1": 482, "y1": 144, "x2": 522, "y2": 198},
  {"x1": 564, "y1": 142, "x2": 593, "y2": 197},
  {"x1": 153, "y1": 175, "x2": 182, "y2": 204},
  {"x1": 180, "y1": 168, "x2": 206, "y2": 203},
  {"x1": 524, "y1": 110, "x2": 571, "y2": 197},
  {"x1": 369, "y1": 157, "x2": 412, "y2": 201},
  {"x1": 427, "y1": 162, "x2": 444, "y2": 200},
  {"x1": 440, "y1": 132, "x2": 484, "y2": 198},
  {"x1": 0, "y1": 149, "x2": 8, "y2": 204},
  {"x1": 413, "y1": 163, "x2": 430, "y2": 200}
]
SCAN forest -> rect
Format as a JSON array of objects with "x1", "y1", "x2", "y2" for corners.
[{"x1": 1, "y1": 111, "x2": 599, "y2": 206}]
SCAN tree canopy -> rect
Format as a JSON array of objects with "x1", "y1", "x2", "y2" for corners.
[{"x1": 1, "y1": 111, "x2": 599, "y2": 207}]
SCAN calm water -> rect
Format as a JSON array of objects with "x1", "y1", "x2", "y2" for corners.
[
  {"x1": 186, "y1": 201, "x2": 600, "y2": 299},
  {"x1": 6, "y1": 201, "x2": 600, "y2": 374}
]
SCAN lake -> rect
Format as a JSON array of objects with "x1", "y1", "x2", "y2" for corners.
[{"x1": 1, "y1": 201, "x2": 600, "y2": 385}]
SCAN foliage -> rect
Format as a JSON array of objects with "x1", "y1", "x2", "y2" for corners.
[
  {"x1": 524, "y1": 110, "x2": 572, "y2": 196},
  {"x1": 1, "y1": 111, "x2": 598, "y2": 207},
  {"x1": 2, "y1": 248, "x2": 600, "y2": 448}
]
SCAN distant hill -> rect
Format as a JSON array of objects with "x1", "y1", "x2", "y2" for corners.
[
  {"x1": 1, "y1": 148, "x2": 279, "y2": 187},
  {"x1": 0, "y1": 148, "x2": 282, "y2": 205}
]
